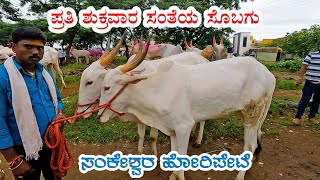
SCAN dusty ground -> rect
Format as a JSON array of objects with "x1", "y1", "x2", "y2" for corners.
[
  {"x1": 2, "y1": 126, "x2": 319, "y2": 180},
  {"x1": 1, "y1": 70, "x2": 320, "y2": 180}
]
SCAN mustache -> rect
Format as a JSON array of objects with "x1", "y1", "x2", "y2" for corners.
[{"x1": 29, "y1": 55, "x2": 40, "y2": 59}]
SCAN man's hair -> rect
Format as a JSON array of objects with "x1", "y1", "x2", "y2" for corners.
[{"x1": 12, "y1": 27, "x2": 47, "y2": 44}]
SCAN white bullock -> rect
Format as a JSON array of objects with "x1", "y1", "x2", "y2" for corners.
[
  {"x1": 129, "y1": 40, "x2": 184, "y2": 60},
  {"x1": 0, "y1": 53, "x2": 9, "y2": 64},
  {"x1": 184, "y1": 36, "x2": 228, "y2": 61},
  {"x1": 0, "y1": 45, "x2": 15, "y2": 57},
  {"x1": 183, "y1": 36, "x2": 231, "y2": 147},
  {"x1": 97, "y1": 46, "x2": 276, "y2": 180},
  {"x1": 39, "y1": 46, "x2": 66, "y2": 88},
  {"x1": 70, "y1": 48, "x2": 91, "y2": 64},
  {"x1": 77, "y1": 36, "x2": 209, "y2": 156}
]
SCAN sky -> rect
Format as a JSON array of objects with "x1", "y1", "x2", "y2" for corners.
[
  {"x1": 233, "y1": 0, "x2": 320, "y2": 40},
  {"x1": 9, "y1": 0, "x2": 320, "y2": 41}
]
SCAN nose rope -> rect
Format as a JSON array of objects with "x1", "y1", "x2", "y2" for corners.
[{"x1": 44, "y1": 83, "x2": 129, "y2": 178}]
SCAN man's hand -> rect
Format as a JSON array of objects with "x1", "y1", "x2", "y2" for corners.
[
  {"x1": 12, "y1": 160, "x2": 34, "y2": 178},
  {"x1": 296, "y1": 77, "x2": 303, "y2": 86},
  {"x1": 55, "y1": 113, "x2": 64, "y2": 130}
]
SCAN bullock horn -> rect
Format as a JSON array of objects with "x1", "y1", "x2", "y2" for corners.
[
  {"x1": 99, "y1": 34, "x2": 112, "y2": 59},
  {"x1": 99, "y1": 32, "x2": 126, "y2": 67},
  {"x1": 213, "y1": 36, "x2": 217, "y2": 45},
  {"x1": 220, "y1": 38, "x2": 223, "y2": 46},
  {"x1": 184, "y1": 37, "x2": 190, "y2": 49},
  {"x1": 139, "y1": 34, "x2": 143, "y2": 53},
  {"x1": 120, "y1": 39, "x2": 150, "y2": 73}
]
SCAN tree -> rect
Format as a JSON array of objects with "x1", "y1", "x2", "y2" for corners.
[{"x1": 270, "y1": 25, "x2": 320, "y2": 57}]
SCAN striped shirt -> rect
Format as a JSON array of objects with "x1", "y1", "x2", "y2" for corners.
[{"x1": 302, "y1": 51, "x2": 320, "y2": 84}]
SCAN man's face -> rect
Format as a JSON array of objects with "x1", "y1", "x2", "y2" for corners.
[{"x1": 12, "y1": 39, "x2": 44, "y2": 64}]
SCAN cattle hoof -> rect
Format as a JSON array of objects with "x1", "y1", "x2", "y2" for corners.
[
  {"x1": 169, "y1": 173, "x2": 178, "y2": 180},
  {"x1": 192, "y1": 143, "x2": 201, "y2": 148},
  {"x1": 137, "y1": 151, "x2": 143, "y2": 155}
]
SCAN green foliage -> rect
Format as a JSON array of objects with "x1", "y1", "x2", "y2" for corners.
[
  {"x1": 113, "y1": 56, "x2": 127, "y2": 66},
  {"x1": 270, "y1": 25, "x2": 320, "y2": 57},
  {"x1": 268, "y1": 98, "x2": 286, "y2": 116},
  {"x1": 261, "y1": 59, "x2": 303, "y2": 73},
  {"x1": 61, "y1": 63, "x2": 87, "y2": 72},
  {"x1": 64, "y1": 115, "x2": 138, "y2": 142},
  {"x1": 64, "y1": 75, "x2": 81, "y2": 84},
  {"x1": 204, "y1": 116, "x2": 244, "y2": 140},
  {"x1": 276, "y1": 79, "x2": 301, "y2": 90}
]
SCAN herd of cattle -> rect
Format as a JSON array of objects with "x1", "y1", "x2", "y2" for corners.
[
  {"x1": 0, "y1": 35, "x2": 276, "y2": 180},
  {"x1": 76, "y1": 35, "x2": 276, "y2": 180}
]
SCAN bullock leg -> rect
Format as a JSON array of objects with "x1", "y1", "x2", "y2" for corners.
[
  {"x1": 193, "y1": 121, "x2": 205, "y2": 148},
  {"x1": 137, "y1": 123, "x2": 146, "y2": 154},
  {"x1": 236, "y1": 125, "x2": 259, "y2": 180},
  {"x1": 85, "y1": 56, "x2": 90, "y2": 65},
  {"x1": 170, "y1": 135, "x2": 177, "y2": 151},
  {"x1": 47, "y1": 64, "x2": 56, "y2": 81},
  {"x1": 256, "y1": 97, "x2": 273, "y2": 160},
  {"x1": 236, "y1": 96, "x2": 271, "y2": 180},
  {"x1": 150, "y1": 127, "x2": 158, "y2": 156},
  {"x1": 52, "y1": 61, "x2": 66, "y2": 88},
  {"x1": 169, "y1": 123, "x2": 193, "y2": 180},
  {"x1": 190, "y1": 123, "x2": 197, "y2": 142}
]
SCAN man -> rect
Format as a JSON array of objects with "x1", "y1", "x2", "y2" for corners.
[
  {"x1": 0, "y1": 27, "x2": 64, "y2": 179},
  {"x1": 57, "y1": 48, "x2": 65, "y2": 66},
  {"x1": 292, "y1": 50, "x2": 320, "y2": 125}
]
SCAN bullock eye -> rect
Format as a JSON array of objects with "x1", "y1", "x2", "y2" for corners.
[
  {"x1": 86, "y1": 81, "x2": 93, "y2": 86},
  {"x1": 104, "y1": 86, "x2": 110, "y2": 91}
]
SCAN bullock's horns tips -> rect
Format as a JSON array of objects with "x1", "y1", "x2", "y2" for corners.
[
  {"x1": 99, "y1": 33, "x2": 124, "y2": 67},
  {"x1": 213, "y1": 36, "x2": 217, "y2": 45},
  {"x1": 220, "y1": 38, "x2": 223, "y2": 45},
  {"x1": 139, "y1": 34, "x2": 143, "y2": 52},
  {"x1": 184, "y1": 38, "x2": 189, "y2": 48}
]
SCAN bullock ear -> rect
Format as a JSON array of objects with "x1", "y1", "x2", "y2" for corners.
[
  {"x1": 129, "y1": 77, "x2": 148, "y2": 84},
  {"x1": 157, "y1": 61, "x2": 174, "y2": 72},
  {"x1": 128, "y1": 68, "x2": 146, "y2": 76},
  {"x1": 100, "y1": 68, "x2": 110, "y2": 76},
  {"x1": 121, "y1": 74, "x2": 149, "y2": 85}
]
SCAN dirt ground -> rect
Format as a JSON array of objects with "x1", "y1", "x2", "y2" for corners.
[
  {"x1": 1, "y1": 71, "x2": 320, "y2": 180},
  {"x1": 1, "y1": 125, "x2": 319, "y2": 180},
  {"x1": 64, "y1": 125, "x2": 320, "y2": 180}
]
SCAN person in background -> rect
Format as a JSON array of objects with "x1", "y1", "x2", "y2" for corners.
[
  {"x1": 0, "y1": 27, "x2": 64, "y2": 180},
  {"x1": 57, "y1": 48, "x2": 66, "y2": 66},
  {"x1": 292, "y1": 50, "x2": 320, "y2": 125}
]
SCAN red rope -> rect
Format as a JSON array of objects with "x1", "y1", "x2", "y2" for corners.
[
  {"x1": 43, "y1": 84, "x2": 129, "y2": 178},
  {"x1": 44, "y1": 115, "x2": 73, "y2": 178}
]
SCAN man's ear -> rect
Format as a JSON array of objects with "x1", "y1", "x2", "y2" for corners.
[{"x1": 11, "y1": 43, "x2": 17, "y2": 52}]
